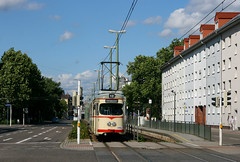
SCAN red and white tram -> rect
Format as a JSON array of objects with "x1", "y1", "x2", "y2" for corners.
[{"x1": 89, "y1": 90, "x2": 126, "y2": 136}]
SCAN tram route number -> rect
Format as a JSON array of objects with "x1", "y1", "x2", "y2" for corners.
[{"x1": 105, "y1": 99, "x2": 118, "y2": 103}]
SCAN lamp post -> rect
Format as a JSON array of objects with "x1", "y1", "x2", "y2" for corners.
[
  {"x1": 108, "y1": 30, "x2": 126, "y2": 90},
  {"x1": 104, "y1": 46, "x2": 116, "y2": 90},
  {"x1": 149, "y1": 99, "x2": 152, "y2": 128},
  {"x1": 171, "y1": 90, "x2": 176, "y2": 132}
]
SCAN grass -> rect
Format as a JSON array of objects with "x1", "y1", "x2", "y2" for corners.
[{"x1": 68, "y1": 120, "x2": 90, "y2": 139}]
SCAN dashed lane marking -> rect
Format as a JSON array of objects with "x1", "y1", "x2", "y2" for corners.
[
  {"x1": 16, "y1": 137, "x2": 32, "y2": 144},
  {"x1": 3, "y1": 138, "x2": 13, "y2": 142}
]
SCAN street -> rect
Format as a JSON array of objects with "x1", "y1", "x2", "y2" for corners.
[
  {"x1": 0, "y1": 121, "x2": 97, "y2": 162},
  {"x1": 1, "y1": 122, "x2": 240, "y2": 162}
]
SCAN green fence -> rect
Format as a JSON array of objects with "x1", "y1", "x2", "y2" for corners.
[{"x1": 128, "y1": 119, "x2": 211, "y2": 141}]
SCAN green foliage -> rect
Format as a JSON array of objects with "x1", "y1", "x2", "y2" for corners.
[
  {"x1": 68, "y1": 121, "x2": 90, "y2": 139},
  {"x1": 0, "y1": 48, "x2": 65, "y2": 123},
  {"x1": 122, "y1": 38, "x2": 183, "y2": 119}
]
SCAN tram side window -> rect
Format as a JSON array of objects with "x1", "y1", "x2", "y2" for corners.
[{"x1": 100, "y1": 104, "x2": 123, "y2": 115}]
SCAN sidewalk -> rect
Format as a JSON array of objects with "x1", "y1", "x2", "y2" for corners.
[{"x1": 60, "y1": 138, "x2": 94, "y2": 151}]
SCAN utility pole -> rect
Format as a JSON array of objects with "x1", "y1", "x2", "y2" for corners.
[
  {"x1": 104, "y1": 46, "x2": 116, "y2": 90},
  {"x1": 109, "y1": 30, "x2": 126, "y2": 90},
  {"x1": 77, "y1": 80, "x2": 81, "y2": 144}
]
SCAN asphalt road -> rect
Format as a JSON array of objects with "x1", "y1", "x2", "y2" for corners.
[
  {"x1": 0, "y1": 121, "x2": 97, "y2": 162},
  {"x1": 1, "y1": 122, "x2": 240, "y2": 162}
]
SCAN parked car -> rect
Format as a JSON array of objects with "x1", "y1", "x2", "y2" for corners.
[{"x1": 52, "y1": 117, "x2": 59, "y2": 123}]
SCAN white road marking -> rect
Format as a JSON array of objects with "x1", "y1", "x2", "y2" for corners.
[
  {"x1": 44, "y1": 137, "x2": 51, "y2": 141},
  {"x1": 3, "y1": 138, "x2": 13, "y2": 142},
  {"x1": 28, "y1": 131, "x2": 33, "y2": 134},
  {"x1": 209, "y1": 153, "x2": 237, "y2": 162},
  {"x1": 16, "y1": 137, "x2": 32, "y2": 144}
]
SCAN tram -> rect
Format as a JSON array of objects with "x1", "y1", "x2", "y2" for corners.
[{"x1": 89, "y1": 90, "x2": 126, "y2": 136}]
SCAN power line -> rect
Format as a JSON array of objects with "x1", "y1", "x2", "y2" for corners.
[
  {"x1": 179, "y1": 0, "x2": 226, "y2": 40},
  {"x1": 188, "y1": 0, "x2": 236, "y2": 36},
  {"x1": 102, "y1": 0, "x2": 138, "y2": 63}
]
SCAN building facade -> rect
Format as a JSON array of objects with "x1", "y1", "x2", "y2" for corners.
[{"x1": 161, "y1": 12, "x2": 240, "y2": 130}]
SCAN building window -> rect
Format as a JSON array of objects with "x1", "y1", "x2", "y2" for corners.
[
  {"x1": 212, "y1": 64, "x2": 215, "y2": 74},
  {"x1": 223, "y1": 60, "x2": 226, "y2": 71},
  {"x1": 223, "y1": 81, "x2": 225, "y2": 90},
  {"x1": 203, "y1": 50, "x2": 206, "y2": 59},
  {"x1": 228, "y1": 58, "x2": 231, "y2": 69},
  {"x1": 208, "y1": 66, "x2": 210, "y2": 76},
  {"x1": 203, "y1": 87, "x2": 206, "y2": 97},
  {"x1": 234, "y1": 91, "x2": 238, "y2": 103},
  {"x1": 208, "y1": 86, "x2": 210, "y2": 95},
  {"x1": 228, "y1": 35, "x2": 231, "y2": 47},
  {"x1": 217, "y1": 62, "x2": 220, "y2": 73},
  {"x1": 217, "y1": 83, "x2": 220, "y2": 94},
  {"x1": 235, "y1": 67, "x2": 238, "y2": 79},
  {"x1": 199, "y1": 70, "x2": 202, "y2": 80},
  {"x1": 203, "y1": 68, "x2": 206, "y2": 78},
  {"x1": 217, "y1": 41, "x2": 220, "y2": 52},
  {"x1": 195, "y1": 71, "x2": 197, "y2": 80},
  {"x1": 212, "y1": 84, "x2": 215, "y2": 94},
  {"x1": 199, "y1": 87, "x2": 202, "y2": 98},
  {"x1": 222, "y1": 39, "x2": 225, "y2": 49},
  {"x1": 229, "y1": 80, "x2": 231, "y2": 90},
  {"x1": 195, "y1": 89, "x2": 197, "y2": 98},
  {"x1": 235, "y1": 43, "x2": 238, "y2": 55}
]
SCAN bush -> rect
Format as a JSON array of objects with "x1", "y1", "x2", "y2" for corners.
[{"x1": 68, "y1": 120, "x2": 89, "y2": 139}]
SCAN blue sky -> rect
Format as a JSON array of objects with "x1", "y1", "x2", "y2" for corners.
[{"x1": 0, "y1": 0, "x2": 239, "y2": 97}]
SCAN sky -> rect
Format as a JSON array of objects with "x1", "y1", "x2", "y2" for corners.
[{"x1": 0, "y1": 0, "x2": 240, "y2": 98}]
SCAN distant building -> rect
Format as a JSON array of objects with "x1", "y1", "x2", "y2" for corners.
[
  {"x1": 61, "y1": 92, "x2": 72, "y2": 117},
  {"x1": 161, "y1": 12, "x2": 240, "y2": 130}
]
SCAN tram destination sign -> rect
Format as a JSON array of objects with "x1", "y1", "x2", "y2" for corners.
[{"x1": 105, "y1": 99, "x2": 118, "y2": 103}]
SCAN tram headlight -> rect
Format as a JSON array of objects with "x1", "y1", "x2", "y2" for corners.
[
  {"x1": 112, "y1": 122, "x2": 116, "y2": 126},
  {"x1": 107, "y1": 122, "x2": 111, "y2": 126}
]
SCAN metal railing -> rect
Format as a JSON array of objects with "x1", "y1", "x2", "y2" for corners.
[{"x1": 128, "y1": 119, "x2": 211, "y2": 141}]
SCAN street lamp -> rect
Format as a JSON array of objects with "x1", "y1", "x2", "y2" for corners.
[
  {"x1": 108, "y1": 29, "x2": 126, "y2": 90},
  {"x1": 171, "y1": 90, "x2": 176, "y2": 132},
  {"x1": 104, "y1": 46, "x2": 116, "y2": 90},
  {"x1": 149, "y1": 99, "x2": 152, "y2": 128}
]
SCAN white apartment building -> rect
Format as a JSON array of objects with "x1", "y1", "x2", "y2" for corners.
[{"x1": 161, "y1": 12, "x2": 240, "y2": 130}]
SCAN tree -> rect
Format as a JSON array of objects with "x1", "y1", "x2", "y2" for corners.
[
  {"x1": 122, "y1": 55, "x2": 162, "y2": 118},
  {"x1": 0, "y1": 48, "x2": 42, "y2": 121},
  {"x1": 0, "y1": 48, "x2": 65, "y2": 123},
  {"x1": 122, "y1": 38, "x2": 183, "y2": 119}
]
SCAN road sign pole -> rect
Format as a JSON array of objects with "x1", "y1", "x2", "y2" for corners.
[
  {"x1": 219, "y1": 90, "x2": 223, "y2": 146},
  {"x1": 10, "y1": 104, "x2": 12, "y2": 127}
]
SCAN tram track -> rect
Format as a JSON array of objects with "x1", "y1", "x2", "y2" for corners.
[{"x1": 103, "y1": 141, "x2": 151, "y2": 162}]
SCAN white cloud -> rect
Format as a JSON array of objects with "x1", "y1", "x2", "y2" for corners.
[
  {"x1": 49, "y1": 15, "x2": 61, "y2": 21},
  {"x1": 158, "y1": 29, "x2": 173, "y2": 37},
  {"x1": 0, "y1": 0, "x2": 43, "y2": 11},
  {"x1": 0, "y1": 0, "x2": 26, "y2": 10},
  {"x1": 163, "y1": 0, "x2": 240, "y2": 36},
  {"x1": 143, "y1": 16, "x2": 162, "y2": 25},
  {"x1": 49, "y1": 70, "x2": 98, "y2": 96},
  {"x1": 25, "y1": 2, "x2": 44, "y2": 10},
  {"x1": 126, "y1": 20, "x2": 138, "y2": 27},
  {"x1": 59, "y1": 31, "x2": 74, "y2": 42}
]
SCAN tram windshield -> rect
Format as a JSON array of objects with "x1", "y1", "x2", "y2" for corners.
[{"x1": 99, "y1": 104, "x2": 123, "y2": 115}]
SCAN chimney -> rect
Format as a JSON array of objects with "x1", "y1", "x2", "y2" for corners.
[
  {"x1": 174, "y1": 46, "x2": 184, "y2": 56},
  {"x1": 200, "y1": 24, "x2": 215, "y2": 39},
  {"x1": 184, "y1": 38, "x2": 189, "y2": 50},
  {"x1": 215, "y1": 12, "x2": 240, "y2": 29},
  {"x1": 189, "y1": 35, "x2": 200, "y2": 47}
]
